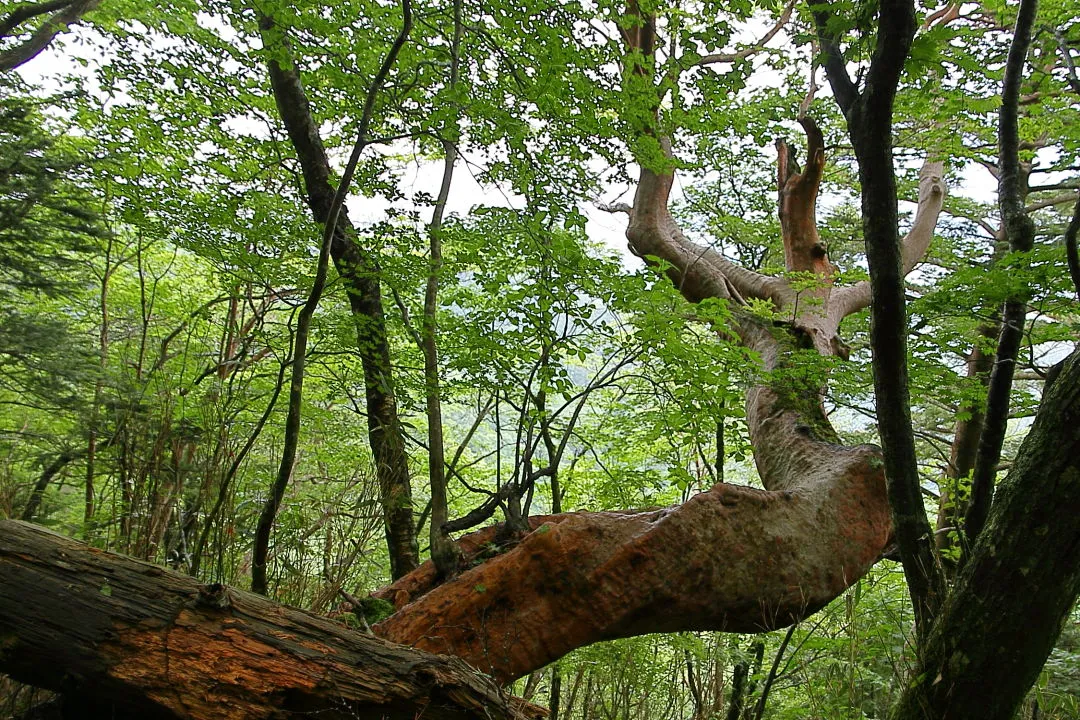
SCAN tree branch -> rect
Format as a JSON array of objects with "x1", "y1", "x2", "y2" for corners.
[
  {"x1": 682, "y1": 0, "x2": 795, "y2": 70},
  {"x1": 829, "y1": 159, "x2": 946, "y2": 322},
  {"x1": 811, "y1": 0, "x2": 859, "y2": 117},
  {"x1": 0, "y1": 0, "x2": 98, "y2": 72},
  {"x1": 964, "y1": 0, "x2": 1038, "y2": 550},
  {"x1": 0, "y1": 0, "x2": 71, "y2": 37}
]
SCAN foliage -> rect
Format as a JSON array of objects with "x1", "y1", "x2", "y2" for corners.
[{"x1": 0, "y1": 0, "x2": 1078, "y2": 716}]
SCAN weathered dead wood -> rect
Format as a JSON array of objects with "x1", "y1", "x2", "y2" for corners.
[{"x1": 0, "y1": 520, "x2": 540, "y2": 720}]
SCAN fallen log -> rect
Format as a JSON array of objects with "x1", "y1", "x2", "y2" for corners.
[{"x1": 0, "y1": 520, "x2": 540, "y2": 720}]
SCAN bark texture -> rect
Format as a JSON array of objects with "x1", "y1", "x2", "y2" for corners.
[
  {"x1": 369, "y1": 9, "x2": 946, "y2": 683},
  {"x1": 890, "y1": 347, "x2": 1080, "y2": 720},
  {"x1": 933, "y1": 324, "x2": 995, "y2": 561},
  {"x1": 378, "y1": 468, "x2": 889, "y2": 684},
  {"x1": 264, "y1": 33, "x2": 419, "y2": 580},
  {"x1": 0, "y1": 520, "x2": 539, "y2": 720}
]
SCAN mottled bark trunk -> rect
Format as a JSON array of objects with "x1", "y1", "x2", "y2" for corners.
[
  {"x1": 369, "y1": 41, "x2": 945, "y2": 683},
  {"x1": 264, "y1": 40, "x2": 419, "y2": 580},
  {"x1": 934, "y1": 322, "x2": 996, "y2": 562},
  {"x1": 0, "y1": 520, "x2": 539, "y2": 720},
  {"x1": 891, "y1": 348, "x2": 1080, "y2": 720},
  {"x1": 374, "y1": 443, "x2": 888, "y2": 683}
]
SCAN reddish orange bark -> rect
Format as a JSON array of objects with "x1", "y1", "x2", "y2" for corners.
[
  {"x1": 777, "y1": 117, "x2": 834, "y2": 282},
  {"x1": 0, "y1": 520, "x2": 541, "y2": 720},
  {"x1": 376, "y1": 466, "x2": 890, "y2": 683},
  {"x1": 368, "y1": 15, "x2": 948, "y2": 682}
]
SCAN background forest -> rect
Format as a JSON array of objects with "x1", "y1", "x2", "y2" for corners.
[{"x1": 1, "y1": 0, "x2": 1079, "y2": 717}]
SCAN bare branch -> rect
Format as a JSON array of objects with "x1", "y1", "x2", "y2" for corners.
[
  {"x1": 687, "y1": 0, "x2": 795, "y2": 69},
  {"x1": 829, "y1": 159, "x2": 947, "y2": 322},
  {"x1": 1024, "y1": 191, "x2": 1079, "y2": 213},
  {"x1": 921, "y1": 3, "x2": 961, "y2": 30}
]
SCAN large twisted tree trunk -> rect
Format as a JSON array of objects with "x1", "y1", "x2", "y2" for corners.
[
  {"x1": 369, "y1": 0, "x2": 945, "y2": 678},
  {"x1": 370, "y1": 145, "x2": 942, "y2": 683}
]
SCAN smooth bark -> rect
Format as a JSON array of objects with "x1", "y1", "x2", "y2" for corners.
[
  {"x1": 423, "y1": 0, "x2": 463, "y2": 578},
  {"x1": 964, "y1": 0, "x2": 1038, "y2": 548},
  {"x1": 815, "y1": 0, "x2": 946, "y2": 639}
]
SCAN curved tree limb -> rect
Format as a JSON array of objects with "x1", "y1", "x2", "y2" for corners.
[
  {"x1": 377, "y1": 446, "x2": 890, "y2": 683},
  {"x1": 0, "y1": 0, "x2": 98, "y2": 72},
  {"x1": 828, "y1": 159, "x2": 947, "y2": 323}
]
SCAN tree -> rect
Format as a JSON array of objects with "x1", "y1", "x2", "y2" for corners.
[{"x1": 1, "y1": 0, "x2": 1079, "y2": 716}]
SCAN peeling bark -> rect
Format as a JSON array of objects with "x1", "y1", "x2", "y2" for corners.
[
  {"x1": 377, "y1": 465, "x2": 889, "y2": 683},
  {"x1": 0, "y1": 520, "x2": 539, "y2": 720},
  {"x1": 369, "y1": 5, "x2": 948, "y2": 684}
]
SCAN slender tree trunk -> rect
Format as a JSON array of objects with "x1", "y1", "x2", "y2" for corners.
[
  {"x1": 191, "y1": 327, "x2": 291, "y2": 578},
  {"x1": 815, "y1": 0, "x2": 946, "y2": 640},
  {"x1": 752, "y1": 625, "x2": 795, "y2": 720},
  {"x1": 85, "y1": 235, "x2": 115, "y2": 539},
  {"x1": 262, "y1": 19, "x2": 419, "y2": 580},
  {"x1": 934, "y1": 321, "x2": 996, "y2": 563},
  {"x1": 425, "y1": 0, "x2": 463, "y2": 577},
  {"x1": 724, "y1": 658, "x2": 748, "y2": 720},
  {"x1": 964, "y1": 0, "x2": 1037, "y2": 549},
  {"x1": 549, "y1": 666, "x2": 562, "y2": 720}
]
